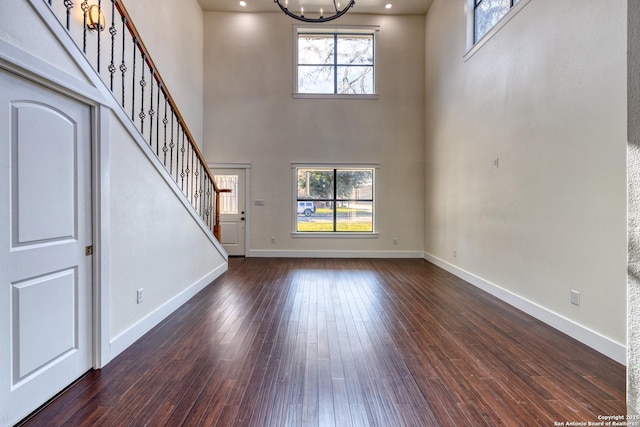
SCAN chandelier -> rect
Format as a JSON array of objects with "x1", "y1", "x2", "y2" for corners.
[{"x1": 273, "y1": 0, "x2": 356, "y2": 23}]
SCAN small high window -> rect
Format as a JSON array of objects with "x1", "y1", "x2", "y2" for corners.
[
  {"x1": 295, "y1": 27, "x2": 377, "y2": 96},
  {"x1": 471, "y1": 0, "x2": 522, "y2": 43},
  {"x1": 294, "y1": 166, "x2": 376, "y2": 233}
]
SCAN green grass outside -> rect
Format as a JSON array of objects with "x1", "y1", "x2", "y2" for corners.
[
  {"x1": 297, "y1": 206, "x2": 373, "y2": 232},
  {"x1": 297, "y1": 222, "x2": 373, "y2": 232}
]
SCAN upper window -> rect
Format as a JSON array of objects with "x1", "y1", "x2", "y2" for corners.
[
  {"x1": 295, "y1": 27, "x2": 377, "y2": 96},
  {"x1": 295, "y1": 166, "x2": 376, "y2": 233},
  {"x1": 473, "y1": 0, "x2": 520, "y2": 42}
]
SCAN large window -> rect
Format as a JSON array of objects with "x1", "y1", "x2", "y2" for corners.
[
  {"x1": 296, "y1": 28, "x2": 376, "y2": 95},
  {"x1": 472, "y1": 0, "x2": 523, "y2": 43},
  {"x1": 295, "y1": 166, "x2": 375, "y2": 233}
]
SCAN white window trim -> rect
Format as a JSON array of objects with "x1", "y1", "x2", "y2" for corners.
[
  {"x1": 464, "y1": 0, "x2": 532, "y2": 62},
  {"x1": 291, "y1": 163, "x2": 379, "y2": 237},
  {"x1": 292, "y1": 25, "x2": 380, "y2": 99}
]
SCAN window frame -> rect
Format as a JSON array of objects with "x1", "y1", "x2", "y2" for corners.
[
  {"x1": 292, "y1": 163, "x2": 379, "y2": 238},
  {"x1": 464, "y1": 0, "x2": 532, "y2": 60},
  {"x1": 293, "y1": 25, "x2": 380, "y2": 99}
]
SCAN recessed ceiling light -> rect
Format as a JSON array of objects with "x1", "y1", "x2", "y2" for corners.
[
  {"x1": 385, "y1": 3, "x2": 392, "y2": 9},
  {"x1": 239, "y1": 1, "x2": 247, "y2": 6}
]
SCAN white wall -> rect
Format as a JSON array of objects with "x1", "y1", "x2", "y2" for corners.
[
  {"x1": 0, "y1": 0, "x2": 88, "y2": 82},
  {"x1": 122, "y1": 0, "x2": 204, "y2": 145},
  {"x1": 628, "y1": 0, "x2": 640, "y2": 414},
  {"x1": 203, "y1": 12, "x2": 425, "y2": 256},
  {"x1": 424, "y1": 0, "x2": 627, "y2": 355},
  {"x1": 108, "y1": 114, "x2": 226, "y2": 343}
]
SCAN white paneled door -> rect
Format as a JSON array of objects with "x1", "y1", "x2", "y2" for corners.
[
  {"x1": 213, "y1": 169, "x2": 246, "y2": 256},
  {"x1": 0, "y1": 71, "x2": 93, "y2": 426}
]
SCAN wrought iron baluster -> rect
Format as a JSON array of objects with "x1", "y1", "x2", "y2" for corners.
[
  {"x1": 162, "y1": 95, "x2": 168, "y2": 165},
  {"x1": 205, "y1": 179, "x2": 211, "y2": 228},
  {"x1": 202, "y1": 171, "x2": 206, "y2": 219},
  {"x1": 81, "y1": 0, "x2": 88, "y2": 52},
  {"x1": 139, "y1": 54, "x2": 146, "y2": 133},
  {"x1": 131, "y1": 37, "x2": 136, "y2": 121},
  {"x1": 185, "y1": 142, "x2": 191, "y2": 199},
  {"x1": 148, "y1": 68, "x2": 154, "y2": 146},
  {"x1": 190, "y1": 148, "x2": 195, "y2": 205},
  {"x1": 195, "y1": 162, "x2": 201, "y2": 215},
  {"x1": 64, "y1": 0, "x2": 73, "y2": 32},
  {"x1": 97, "y1": 0, "x2": 102, "y2": 72},
  {"x1": 156, "y1": 83, "x2": 161, "y2": 155},
  {"x1": 169, "y1": 114, "x2": 175, "y2": 175},
  {"x1": 180, "y1": 128, "x2": 186, "y2": 191},
  {"x1": 108, "y1": 0, "x2": 116, "y2": 90},
  {"x1": 120, "y1": 14, "x2": 126, "y2": 107}
]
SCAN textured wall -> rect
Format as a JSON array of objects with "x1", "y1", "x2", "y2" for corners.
[
  {"x1": 424, "y1": 0, "x2": 627, "y2": 348},
  {"x1": 0, "y1": 0, "x2": 88, "y2": 81},
  {"x1": 109, "y1": 115, "x2": 225, "y2": 339},
  {"x1": 203, "y1": 13, "x2": 426, "y2": 255},
  {"x1": 628, "y1": 0, "x2": 640, "y2": 416}
]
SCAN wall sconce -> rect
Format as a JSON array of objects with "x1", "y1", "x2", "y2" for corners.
[{"x1": 87, "y1": 4, "x2": 105, "y2": 31}]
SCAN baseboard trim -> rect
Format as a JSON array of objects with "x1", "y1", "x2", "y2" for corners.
[
  {"x1": 423, "y1": 252, "x2": 627, "y2": 365},
  {"x1": 107, "y1": 263, "x2": 228, "y2": 362},
  {"x1": 247, "y1": 249, "x2": 425, "y2": 258}
]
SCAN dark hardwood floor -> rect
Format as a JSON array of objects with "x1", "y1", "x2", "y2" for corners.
[{"x1": 20, "y1": 258, "x2": 625, "y2": 426}]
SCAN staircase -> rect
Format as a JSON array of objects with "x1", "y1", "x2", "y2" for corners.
[{"x1": 42, "y1": 0, "x2": 227, "y2": 240}]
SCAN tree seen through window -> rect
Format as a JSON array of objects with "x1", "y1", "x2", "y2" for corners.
[
  {"x1": 297, "y1": 32, "x2": 374, "y2": 95},
  {"x1": 296, "y1": 168, "x2": 374, "y2": 232}
]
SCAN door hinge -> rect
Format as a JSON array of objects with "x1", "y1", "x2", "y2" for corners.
[{"x1": 85, "y1": 245, "x2": 94, "y2": 256}]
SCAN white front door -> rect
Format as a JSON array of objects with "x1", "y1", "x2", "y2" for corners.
[
  {"x1": 0, "y1": 71, "x2": 93, "y2": 426},
  {"x1": 213, "y1": 169, "x2": 246, "y2": 256}
]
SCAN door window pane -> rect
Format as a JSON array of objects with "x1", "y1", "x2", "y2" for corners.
[{"x1": 214, "y1": 174, "x2": 238, "y2": 214}]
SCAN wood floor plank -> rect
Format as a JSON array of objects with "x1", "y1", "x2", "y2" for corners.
[{"x1": 18, "y1": 258, "x2": 626, "y2": 426}]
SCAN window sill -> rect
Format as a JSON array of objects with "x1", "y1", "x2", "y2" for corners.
[
  {"x1": 292, "y1": 93, "x2": 379, "y2": 100},
  {"x1": 292, "y1": 232, "x2": 379, "y2": 239}
]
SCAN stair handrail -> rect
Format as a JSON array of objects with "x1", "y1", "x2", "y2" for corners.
[{"x1": 44, "y1": 0, "x2": 226, "y2": 240}]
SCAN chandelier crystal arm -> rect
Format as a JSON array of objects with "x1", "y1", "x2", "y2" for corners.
[{"x1": 273, "y1": 0, "x2": 355, "y2": 23}]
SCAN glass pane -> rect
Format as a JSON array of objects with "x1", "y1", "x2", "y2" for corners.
[
  {"x1": 475, "y1": 0, "x2": 511, "y2": 42},
  {"x1": 298, "y1": 65, "x2": 335, "y2": 94},
  {"x1": 214, "y1": 174, "x2": 238, "y2": 214},
  {"x1": 336, "y1": 201, "x2": 373, "y2": 232},
  {"x1": 336, "y1": 66, "x2": 373, "y2": 94},
  {"x1": 297, "y1": 203, "x2": 334, "y2": 232},
  {"x1": 297, "y1": 169, "x2": 334, "y2": 199},
  {"x1": 337, "y1": 35, "x2": 373, "y2": 65},
  {"x1": 336, "y1": 170, "x2": 373, "y2": 200},
  {"x1": 298, "y1": 34, "x2": 334, "y2": 65}
]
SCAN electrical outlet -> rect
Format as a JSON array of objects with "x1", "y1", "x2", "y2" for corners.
[
  {"x1": 570, "y1": 290, "x2": 580, "y2": 306},
  {"x1": 453, "y1": 249, "x2": 457, "y2": 257},
  {"x1": 137, "y1": 288, "x2": 144, "y2": 304},
  {"x1": 271, "y1": 236, "x2": 276, "y2": 244},
  {"x1": 493, "y1": 158, "x2": 500, "y2": 168},
  {"x1": 254, "y1": 199, "x2": 264, "y2": 206}
]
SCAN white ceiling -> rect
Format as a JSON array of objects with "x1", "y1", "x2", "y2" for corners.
[{"x1": 197, "y1": 0, "x2": 434, "y2": 15}]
